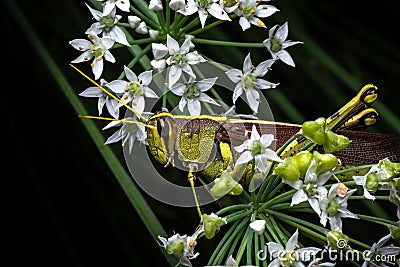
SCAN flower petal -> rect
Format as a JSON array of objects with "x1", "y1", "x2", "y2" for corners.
[
  {"x1": 235, "y1": 151, "x2": 253, "y2": 166},
  {"x1": 226, "y1": 68, "x2": 243, "y2": 83},
  {"x1": 277, "y1": 50, "x2": 295, "y2": 67},
  {"x1": 188, "y1": 99, "x2": 201, "y2": 116},
  {"x1": 291, "y1": 189, "x2": 308, "y2": 206},
  {"x1": 168, "y1": 65, "x2": 182, "y2": 87}
]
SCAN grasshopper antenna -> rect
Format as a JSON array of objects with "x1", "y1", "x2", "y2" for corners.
[
  {"x1": 78, "y1": 115, "x2": 155, "y2": 130},
  {"x1": 70, "y1": 64, "x2": 148, "y2": 123}
]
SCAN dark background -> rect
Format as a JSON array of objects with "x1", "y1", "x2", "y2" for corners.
[{"x1": 5, "y1": 1, "x2": 399, "y2": 266}]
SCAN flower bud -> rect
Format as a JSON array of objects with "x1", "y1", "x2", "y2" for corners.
[
  {"x1": 379, "y1": 158, "x2": 400, "y2": 181},
  {"x1": 149, "y1": 30, "x2": 159, "y2": 40},
  {"x1": 389, "y1": 225, "x2": 400, "y2": 241},
  {"x1": 323, "y1": 130, "x2": 350, "y2": 153},
  {"x1": 327, "y1": 230, "x2": 348, "y2": 250},
  {"x1": 274, "y1": 157, "x2": 300, "y2": 182},
  {"x1": 166, "y1": 240, "x2": 184, "y2": 258},
  {"x1": 292, "y1": 151, "x2": 313, "y2": 178},
  {"x1": 149, "y1": 0, "x2": 163, "y2": 11},
  {"x1": 127, "y1": 16, "x2": 141, "y2": 28},
  {"x1": 249, "y1": 220, "x2": 266, "y2": 235},
  {"x1": 135, "y1": 21, "x2": 148, "y2": 34},
  {"x1": 169, "y1": 0, "x2": 185, "y2": 11},
  {"x1": 202, "y1": 213, "x2": 226, "y2": 239},
  {"x1": 301, "y1": 117, "x2": 326, "y2": 145},
  {"x1": 326, "y1": 199, "x2": 339, "y2": 216},
  {"x1": 211, "y1": 171, "x2": 243, "y2": 197},
  {"x1": 365, "y1": 172, "x2": 379, "y2": 191},
  {"x1": 313, "y1": 151, "x2": 338, "y2": 175},
  {"x1": 152, "y1": 43, "x2": 168, "y2": 59}
]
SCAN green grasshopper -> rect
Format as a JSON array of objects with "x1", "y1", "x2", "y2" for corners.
[{"x1": 72, "y1": 65, "x2": 400, "y2": 220}]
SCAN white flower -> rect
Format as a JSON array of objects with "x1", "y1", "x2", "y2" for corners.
[
  {"x1": 158, "y1": 233, "x2": 199, "y2": 267},
  {"x1": 69, "y1": 32, "x2": 115, "y2": 80},
  {"x1": 225, "y1": 52, "x2": 278, "y2": 113},
  {"x1": 149, "y1": 0, "x2": 163, "y2": 11},
  {"x1": 223, "y1": 255, "x2": 257, "y2": 267},
  {"x1": 234, "y1": 0, "x2": 279, "y2": 31},
  {"x1": 170, "y1": 77, "x2": 220, "y2": 116},
  {"x1": 319, "y1": 183, "x2": 359, "y2": 231},
  {"x1": 249, "y1": 219, "x2": 266, "y2": 235},
  {"x1": 169, "y1": 0, "x2": 185, "y2": 11},
  {"x1": 85, "y1": 4, "x2": 130, "y2": 46},
  {"x1": 106, "y1": 66, "x2": 158, "y2": 115},
  {"x1": 149, "y1": 29, "x2": 159, "y2": 40},
  {"x1": 127, "y1": 15, "x2": 141, "y2": 28},
  {"x1": 267, "y1": 229, "x2": 321, "y2": 267},
  {"x1": 96, "y1": 0, "x2": 131, "y2": 16},
  {"x1": 178, "y1": 0, "x2": 231, "y2": 28},
  {"x1": 263, "y1": 22, "x2": 303, "y2": 67},
  {"x1": 135, "y1": 21, "x2": 148, "y2": 34},
  {"x1": 234, "y1": 125, "x2": 282, "y2": 173},
  {"x1": 151, "y1": 35, "x2": 206, "y2": 87},
  {"x1": 362, "y1": 233, "x2": 400, "y2": 267},
  {"x1": 79, "y1": 78, "x2": 120, "y2": 119},
  {"x1": 290, "y1": 160, "x2": 331, "y2": 216},
  {"x1": 354, "y1": 159, "x2": 396, "y2": 201},
  {"x1": 103, "y1": 117, "x2": 146, "y2": 154}
]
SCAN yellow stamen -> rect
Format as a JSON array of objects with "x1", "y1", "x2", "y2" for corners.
[{"x1": 257, "y1": 19, "x2": 265, "y2": 27}]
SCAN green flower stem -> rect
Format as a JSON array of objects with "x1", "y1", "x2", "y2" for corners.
[
  {"x1": 225, "y1": 209, "x2": 253, "y2": 224},
  {"x1": 277, "y1": 217, "x2": 327, "y2": 243},
  {"x1": 188, "y1": 14, "x2": 237, "y2": 35},
  {"x1": 116, "y1": 35, "x2": 155, "y2": 45},
  {"x1": 119, "y1": 44, "x2": 152, "y2": 79},
  {"x1": 276, "y1": 133, "x2": 302, "y2": 156},
  {"x1": 255, "y1": 174, "x2": 276, "y2": 206},
  {"x1": 226, "y1": 222, "x2": 248, "y2": 264},
  {"x1": 333, "y1": 164, "x2": 375, "y2": 175},
  {"x1": 215, "y1": 204, "x2": 252, "y2": 216},
  {"x1": 263, "y1": 216, "x2": 283, "y2": 246},
  {"x1": 357, "y1": 214, "x2": 397, "y2": 226},
  {"x1": 179, "y1": 17, "x2": 200, "y2": 35},
  {"x1": 165, "y1": 0, "x2": 171, "y2": 32},
  {"x1": 209, "y1": 217, "x2": 250, "y2": 265},
  {"x1": 259, "y1": 189, "x2": 296, "y2": 211},
  {"x1": 261, "y1": 176, "x2": 282, "y2": 201},
  {"x1": 262, "y1": 226, "x2": 273, "y2": 243},
  {"x1": 269, "y1": 202, "x2": 310, "y2": 211},
  {"x1": 156, "y1": 10, "x2": 166, "y2": 31},
  {"x1": 235, "y1": 227, "x2": 252, "y2": 264},
  {"x1": 131, "y1": 0, "x2": 158, "y2": 22},
  {"x1": 265, "y1": 209, "x2": 328, "y2": 235},
  {"x1": 250, "y1": 158, "x2": 257, "y2": 205},
  {"x1": 268, "y1": 215, "x2": 289, "y2": 244},
  {"x1": 246, "y1": 229, "x2": 254, "y2": 265},
  {"x1": 130, "y1": 6, "x2": 160, "y2": 29},
  {"x1": 193, "y1": 38, "x2": 265, "y2": 48},
  {"x1": 264, "y1": 182, "x2": 285, "y2": 201},
  {"x1": 254, "y1": 232, "x2": 260, "y2": 267},
  {"x1": 259, "y1": 232, "x2": 267, "y2": 267},
  {"x1": 300, "y1": 141, "x2": 315, "y2": 151},
  {"x1": 350, "y1": 196, "x2": 389, "y2": 201},
  {"x1": 172, "y1": 14, "x2": 189, "y2": 36},
  {"x1": 207, "y1": 219, "x2": 241, "y2": 265}
]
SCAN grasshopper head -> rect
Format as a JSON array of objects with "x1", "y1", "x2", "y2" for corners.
[{"x1": 146, "y1": 112, "x2": 177, "y2": 167}]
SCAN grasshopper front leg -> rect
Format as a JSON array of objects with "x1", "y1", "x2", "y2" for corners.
[{"x1": 188, "y1": 164, "x2": 203, "y2": 224}]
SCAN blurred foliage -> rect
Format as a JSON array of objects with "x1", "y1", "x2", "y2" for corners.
[{"x1": 5, "y1": 0, "x2": 399, "y2": 266}]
